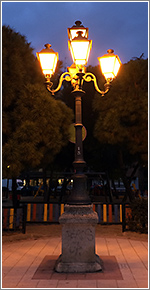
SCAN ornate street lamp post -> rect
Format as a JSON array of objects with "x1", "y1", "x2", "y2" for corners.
[{"x1": 37, "y1": 20, "x2": 121, "y2": 273}]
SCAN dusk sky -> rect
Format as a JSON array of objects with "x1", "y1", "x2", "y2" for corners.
[{"x1": 2, "y1": 1, "x2": 148, "y2": 68}]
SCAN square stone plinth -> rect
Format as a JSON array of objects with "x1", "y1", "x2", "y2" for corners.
[{"x1": 54, "y1": 205, "x2": 102, "y2": 273}]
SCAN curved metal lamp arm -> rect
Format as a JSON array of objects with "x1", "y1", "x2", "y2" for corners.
[
  {"x1": 45, "y1": 71, "x2": 111, "y2": 96},
  {"x1": 46, "y1": 72, "x2": 72, "y2": 95},
  {"x1": 83, "y1": 72, "x2": 111, "y2": 96}
]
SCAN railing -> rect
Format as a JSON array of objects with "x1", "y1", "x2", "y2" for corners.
[
  {"x1": 2, "y1": 205, "x2": 27, "y2": 234},
  {"x1": 2, "y1": 202, "x2": 131, "y2": 234}
]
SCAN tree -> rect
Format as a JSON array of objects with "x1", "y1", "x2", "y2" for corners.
[
  {"x1": 2, "y1": 26, "x2": 73, "y2": 206},
  {"x1": 93, "y1": 57, "x2": 148, "y2": 201},
  {"x1": 56, "y1": 59, "x2": 148, "y2": 202}
]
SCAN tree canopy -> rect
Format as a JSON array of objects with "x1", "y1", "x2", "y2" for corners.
[
  {"x1": 93, "y1": 57, "x2": 148, "y2": 166},
  {"x1": 92, "y1": 57, "x2": 148, "y2": 200},
  {"x1": 2, "y1": 25, "x2": 73, "y2": 178},
  {"x1": 57, "y1": 58, "x2": 148, "y2": 176},
  {"x1": 3, "y1": 24, "x2": 147, "y2": 201},
  {"x1": 58, "y1": 57, "x2": 148, "y2": 201}
]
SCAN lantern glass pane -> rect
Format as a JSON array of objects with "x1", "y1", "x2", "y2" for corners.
[
  {"x1": 70, "y1": 41, "x2": 90, "y2": 65},
  {"x1": 38, "y1": 53, "x2": 57, "y2": 75},
  {"x1": 99, "y1": 55, "x2": 121, "y2": 80},
  {"x1": 114, "y1": 57, "x2": 121, "y2": 77},
  {"x1": 68, "y1": 67, "x2": 78, "y2": 76},
  {"x1": 70, "y1": 28, "x2": 87, "y2": 40},
  {"x1": 100, "y1": 56, "x2": 116, "y2": 79}
]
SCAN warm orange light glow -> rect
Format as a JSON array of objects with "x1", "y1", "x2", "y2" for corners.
[
  {"x1": 68, "y1": 32, "x2": 92, "y2": 66},
  {"x1": 69, "y1": 40, "x2": 91, "y2": 66},
  {"x1": 68, "y1": 20, "x2": 88, "y2": 41},
  {"x1": 98, "y1": 49, "x2": 121, "y2": 80},
  {"x1": 67, "y1": 63, "x2": 86, "y2": 76},
  {"x1": 36, "y1": 44, "x2": 58, "y2": 76},
  {"x1": 68, "y1": 28, "x2": 88, "y2": 41},
  {"x1": 67, "y1": 63, "x2": 78, "y2": 76},
  {"x1": 37, "y1": 53, "x2": 58, "y2": 75}
]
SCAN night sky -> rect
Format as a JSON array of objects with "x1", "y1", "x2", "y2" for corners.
[{"x1": 2, "y1": 1, "x2": 148, "y2": 68}]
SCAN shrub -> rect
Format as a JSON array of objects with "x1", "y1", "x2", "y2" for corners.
[{"x1": 126, "y1": 198, "x2": 148, "y2": 233}]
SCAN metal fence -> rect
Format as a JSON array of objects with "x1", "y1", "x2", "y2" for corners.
[
  {"x1": 2, "y1": 205, "x2": 27, "y2": 233},
  {"x1": 2, "y1": 202, "x2": 131, "y2": 233}
]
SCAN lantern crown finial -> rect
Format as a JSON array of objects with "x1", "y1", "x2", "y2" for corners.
[
  {"x1": 44, "y1": 43, "x2": 51, "y2": 49},
  {"x1": 74, "y1": 20, "x2": 84, "y2": 27},
  {"x1": 107, "y1": 49, "x2": 114, "y2": 54},
  {"x1": 72, "y1": 30, "x2": 88, "y2": 41}
]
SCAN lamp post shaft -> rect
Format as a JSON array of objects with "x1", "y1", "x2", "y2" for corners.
[
  {"x1": 55, "y1": 89, "x2": 100, "y2": 274},
  {"x1": 75, "y1": 95, "x2": 83, "y2": 163},
  {"x1": 67, "y1": 90, "x2": 91, "y2": 205}
]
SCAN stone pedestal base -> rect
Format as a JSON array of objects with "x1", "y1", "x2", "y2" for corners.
[{"x1": 54, "y1": 204, "x2": 102, "y2": 273}]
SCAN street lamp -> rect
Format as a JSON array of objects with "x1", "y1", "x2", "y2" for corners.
[
  {"x1": 37, "y1": 21, "x2": 121, "y2": 204},
  {"x1": 36, "y1": 43, "x2": 58, "y2": 77},
  {"x1": 98, "y1": 48, "x2": 121, "y2": 80},
  {"x1": 37, "y1": 20, "x2": 121, "y2": 273}
]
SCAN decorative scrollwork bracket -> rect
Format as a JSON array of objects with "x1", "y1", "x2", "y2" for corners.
[
  {"x1": 83, "y1": 72, "x2": 111, "y2": 96},
  {"x1": 45, "y1": 70, "x2": 111, "y2": 96},
  {"x1": 45, "y1": 72, "x2": 73, "y2": 95}
]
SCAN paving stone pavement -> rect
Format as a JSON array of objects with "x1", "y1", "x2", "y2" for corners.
[{"x1": 2, "y1": 235, "x2": 148, "y2": 288}]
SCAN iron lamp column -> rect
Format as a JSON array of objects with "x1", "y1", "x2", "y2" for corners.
[
  {"x1": 37, "y1": 20, "x2": 121, "y2": 273},
  {"x1": 68, "y1": 88, "x2": 91, "y2": 204}
]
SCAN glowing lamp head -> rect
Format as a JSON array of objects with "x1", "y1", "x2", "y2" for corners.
[
  {"x1": 68, "y1": 31, "x2": 92, "y2": 66},
  {"x1": 67, "y1": 63, "x2": 86, "y2": 77},
  {"x1": 98, "y1": 49, "x2": 121, "y2": 81},
  {"x1": 67, "y1": 63, "x2": 78, "y2": 77},
  {"x1": 68, "y1": 20, "x2": 88, "y2": 41},
  {"x1": 36, "y1": 44, "x2": 58, "y2": 77}
]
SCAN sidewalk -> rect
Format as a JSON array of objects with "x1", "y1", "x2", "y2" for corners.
[{"x1": 2, "y1": 225, "x2": 148, "y2": 288}]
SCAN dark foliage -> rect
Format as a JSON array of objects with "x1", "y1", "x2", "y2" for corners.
[{"x1": 126, "y1": 198, "x2": 148, "y2": 233}]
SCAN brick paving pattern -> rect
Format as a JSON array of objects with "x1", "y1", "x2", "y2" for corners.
[
  {"x1": 32, "y1": 255, "x2": 123, "y2": 280},
  {"x1": 2, "y1": 236, "x2": 148, "y2": 288}
]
